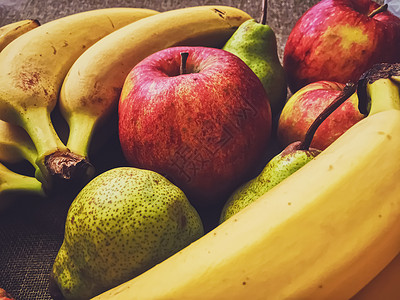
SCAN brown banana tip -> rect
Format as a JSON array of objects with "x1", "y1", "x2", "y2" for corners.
[
  {"x1": 357, "y1": 63, "x2": 400, "y2": 115},
  {"x1": 44, "y1": 150, "x2": 95, "y2": 195},
  {"x1": 45, "y1": 150, "x2": 94, "y2": 180}
]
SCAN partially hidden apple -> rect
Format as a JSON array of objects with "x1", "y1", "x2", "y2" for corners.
[
  {"x1": 277, "y1": 81, "x2": 365, "y2": 150},
  {"x1": 283, "y1": 0, "x2": 400, "y2": 93},
  {"x1": 118, "y1": 46, "x2": 272, "y2": 209}
]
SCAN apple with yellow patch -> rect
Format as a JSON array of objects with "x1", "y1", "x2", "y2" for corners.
[{"x1": 283, "y1": 0, "x2": 400, "y2": 93}]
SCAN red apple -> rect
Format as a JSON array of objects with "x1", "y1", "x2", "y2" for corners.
[
  {"x1": 118, "y1": 46, "x2": 272, "y2": 208},
  {"x1": 283, "y1": 0, "x2": 400, "y2": 93},
  {"x1": 277, "y1": 81, "x2": 365, "y2": 150}
]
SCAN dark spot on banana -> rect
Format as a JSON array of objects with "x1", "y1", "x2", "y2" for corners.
[
  {"x1": 17, "y1": 70, "x2": 40, "y2": 91},
  {"x1": 213, "y1": 8, "x2": 226, "y2": 19}
]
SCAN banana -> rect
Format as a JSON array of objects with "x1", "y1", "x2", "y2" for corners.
[
  {"x1": 0, "y1": 120, "x2": 50, "y2": 187},
  {"x1": 0, "y1": 7, "x2": 159, "y2": 184},
  {"x1": 0, "y1": 19, "x2": 40, "y2": 52},
  {"x1": 0, "y1": 162, "x2": 45, "y2": 212},
  {"x1": 351, "y1": 252, "x2": 400, "y2": 300},
  {"x1": 93, "y1": 63, "x2": 400, "y2": 299},
  {"x1": 59, "y1": 5, "x2": 252, "y2": 158},
  {"x1": 0, "y1": 120, "x2": 37, "y2": 167}
]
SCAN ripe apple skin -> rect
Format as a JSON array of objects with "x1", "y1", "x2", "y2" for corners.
[
  {"x1": 118, "y1": 46, "x2": 272, "y2": 208},
  {"x1": 277, "y1": 81, "x2": 365, "y2": 150},
  {"x1": 283, "y1": 0, "x2": 400, "y2": 93}
]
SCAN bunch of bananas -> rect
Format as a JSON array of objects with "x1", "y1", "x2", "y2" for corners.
[{"x1": 0, "y1": 4, "x2": 399, "y2": 300}]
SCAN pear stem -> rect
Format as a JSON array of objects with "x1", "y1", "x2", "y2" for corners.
[
  {"x1": 180, "y1": 52, "x2": 189, "y2": 75},
  {"x1": 368, "y1": 3, "x2": 388, "y2": 18},
  {"x1": 298, "y1": 82, "x2": 357, "y2": 151},
  {"x1": 260, "y1": 0, "x2": 268, "y2": 25}
]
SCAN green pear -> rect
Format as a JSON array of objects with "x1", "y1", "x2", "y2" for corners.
[
  {"x1": 220, "y1": 141, "x2": 320, "y2": 223},
  {"x1": 222, "y1": 0, "x2": 287, "y2": 119},
  {"x1": 220, "y1": 82, "x2": 358, "y2": 223},
  {"x1": 50, "y1": 167, "x2": 204, "y2": 300}
]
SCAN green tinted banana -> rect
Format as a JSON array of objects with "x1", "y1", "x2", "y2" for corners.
[
  {"x1": 0, "y1": 19, "x2": 40, "y2": 52},
  {"x1": 0, "y1": 162, "x2": 45, "y2": 212},
  {"x1": 0, "y1": 120, "x2": 49, "y2": 186},
  {"x1": 59, "y1": 6, "x2": 252, "y2": 158},
  {"x1": 0, "y1": 7, "x2": 158, "y2": 184},
  {"x1": 94, "y1": 63, "x2": 400, "y2": 299},
  {"x1": 0, "y1": 120, "x2": 37, "y2": 166}
]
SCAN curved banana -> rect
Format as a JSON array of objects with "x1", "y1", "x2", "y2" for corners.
[
  {"x1": 351, "y1": 252, "x2": 400, "y2": 300},
  {"x1": 0, "y1": 7, "x2": 159, "y2": 184},
  {"x1": 93, "y1": 64, "x2": 400, "y2": 299},
  {"x1": 59, "y1": 6, "x2": 252, "y2": 158},
  {"x1": 0, "y1": 19, "x2": 40, "y2": 52},
  {"x1": 0, "y1": 120, "x2": 49, "y2": 187},
  {"x1": 0, "y1": 162, "x2": 45, "y2": 212},
  {"x1": 0, "y1": 120, "x2": 37, "y2": 167}
]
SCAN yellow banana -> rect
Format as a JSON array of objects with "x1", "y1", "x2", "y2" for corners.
[
  {"x1": 0, "y1": 162, "x2": 45, "y2": 212},
  {"x1": 0, "y1": 19, "x2": 40, "y2": 52},
  {"x1": 351, "y1": 252, "x2": 400, "y2": 300},
  {"x1": 59, "y1": 5, "x2": 252, "y2": 159},
  {"x1": 0, "y1": 7, "x2": 158, "y2": 184},
  {"x1": 93, "y1": 63, "x2": 400, "y2": 299}
]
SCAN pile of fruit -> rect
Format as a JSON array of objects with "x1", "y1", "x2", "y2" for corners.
[{"x1": 0, "y1": 0, "x2": 399, "y2": 299}]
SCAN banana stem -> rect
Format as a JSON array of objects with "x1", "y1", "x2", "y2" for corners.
[
  {"x1": 367, "y1": 79, "x2": 400, "y2": 116},
  {"x1": 21, "y1": 107, "x2": 67, "y2": 158},
  {"x1": 3, "y1": 176, "x2": 45, "y2": 196},
  {"x1": 19, "y1": 146, "x2": 49, "y2": 189},
  {"x1": 0, "y1": 163, "x2": 45, "y2": 197},
  {"x1": 66, "y1": 113, "x2": 98, "y2": 159},
  {"x1": 20, "y1": 108, "x2": 95, "y2": 184}
]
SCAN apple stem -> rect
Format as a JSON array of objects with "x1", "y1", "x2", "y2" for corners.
[
  {"x1": 260, "y1": 0, "x2": 268, "y2": 25},
  {"x1": 368, "y1": 3, "x2": 388, "y2": 18},
  {"x1": 180, "y1": 52, "x2": 189, "y2": 75},
  {"x1": 298, "y1": 82, "x2": 357, "y2": 151}
]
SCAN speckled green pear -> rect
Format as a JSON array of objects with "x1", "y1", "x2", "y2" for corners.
[
  {"x1": 220, "y1": 142, "x2": 320, "y2": 223},
  {"x1": 50, "y1": 167, "x2": 204, "y2": 300},
  {"x1": 222, "y1": 18, "x2": 287, "y2": 119}
]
